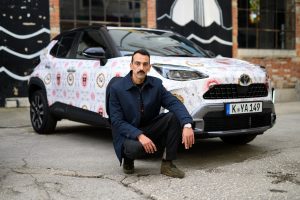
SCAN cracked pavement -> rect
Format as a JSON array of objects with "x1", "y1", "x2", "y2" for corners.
[{"x1": 0, "y1": 102, "x2": 300, "y2": 199}]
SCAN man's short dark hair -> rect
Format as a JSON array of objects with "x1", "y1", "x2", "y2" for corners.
[{"x1": 131, "y1": 49, "x2": 150, "y2": 63}]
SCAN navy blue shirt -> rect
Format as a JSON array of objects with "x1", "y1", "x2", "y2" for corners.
[{"x1": 109, "y1": 71, "x2": 193, "y2": 163}]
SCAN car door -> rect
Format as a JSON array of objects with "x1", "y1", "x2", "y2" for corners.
[
  {"x1": 71, "y1": 29, "x2": 114, "y2": 116},
  {"x1": 48, "y1": 31, "x2": 79, "y2": 106}
]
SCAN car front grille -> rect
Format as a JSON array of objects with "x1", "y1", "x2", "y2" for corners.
[
  {"x1": 203, "y1": 84, "x2": 268, "y2": 99},
  {"x1": 203, "y1": 113, "x2": 271, "y2": 132}
]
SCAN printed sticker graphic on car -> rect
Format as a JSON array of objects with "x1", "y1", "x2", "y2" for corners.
[{"x1": 27, "y1": 26, "x2": 276, "y2": 145}]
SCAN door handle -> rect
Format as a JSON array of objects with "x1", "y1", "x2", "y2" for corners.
[{"x1": 67, "y1": 68, "x2": 76, "y2": 72}]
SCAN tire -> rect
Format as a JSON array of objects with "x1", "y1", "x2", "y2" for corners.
[
  {"x1": 220, "y1": 134, "x2": 257, "y2": 145},
  {"x1": 30, "y1": 90, "x2": 57, "y2": 134}
]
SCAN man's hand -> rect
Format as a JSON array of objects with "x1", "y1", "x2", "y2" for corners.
[
  {"x1": 182, "y1": 128, "x2": 194, "y2": 149},
  {"x1": 137, "y1": 134, "x2": 157, "y2": 154}
]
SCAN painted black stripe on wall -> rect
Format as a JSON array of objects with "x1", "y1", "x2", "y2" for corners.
[
  {"x1": 156, "y1": 0, "x2": 232, "y2": 57},
  {"x1": 2, "y1": 53, "x2": 38, "y2": 75},
  {"x1": 0, "y1": 0, "x2": 50, "y2": 106},
  {"x1": 0, "y1": 74, "x2": 29, "y2": 107},
  {"x1": 158, "y1": 18, "x2": 232, "y2": 57},
  {"x1": 2, "y1": 33, "x2": 50, "y2": 55},
  {"x1": 0, "y1": 0, "x2": 50, "y2": 32},
  {"x1": 189, "y1": 40, "x2": 232, "y2": 57},
  {"x1": 158, "y1": 18, "x2": 232, "y2": 44}
]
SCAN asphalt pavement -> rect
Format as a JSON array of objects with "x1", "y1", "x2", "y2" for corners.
[{"x1": 0, "y1": 102, "x2": 300, "y2": 200}]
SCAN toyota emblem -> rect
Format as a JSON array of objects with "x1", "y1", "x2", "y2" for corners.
[{"x1": 239, "y1": 74, "x2": 251, "y2": 86}]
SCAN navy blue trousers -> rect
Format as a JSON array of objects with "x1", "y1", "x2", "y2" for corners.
[{"x1": 123, "y1": 112, "x2": 181, "y2": 161}]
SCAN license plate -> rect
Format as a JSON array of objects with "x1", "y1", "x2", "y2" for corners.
[{"x1": 225, "y1": 102, "x2": 262, "y2": 115}]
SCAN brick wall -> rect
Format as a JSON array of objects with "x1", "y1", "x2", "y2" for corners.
[
  {"x1": 296, "y1": 0, "x2": 300, "y2": 57},
  {"x1": 49, "y1": 0, "x2": 60, "y2": 39},
  {"x1": 147, "y1": 0, "x2": 156, "y2": 28},
  {"x1": 244, "y1": 57, "x2": 300, "y2": 89},
  {"x1": 232, "y1": 0, "x2": 238, "y2": 58}
]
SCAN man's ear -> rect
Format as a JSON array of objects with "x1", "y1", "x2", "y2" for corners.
[
  {"x1": 148, "y1": 64, "x2": 152, "y2": 72},
  {"x1": 130, "y1": 62, "x2": 133, "y2": 70}
]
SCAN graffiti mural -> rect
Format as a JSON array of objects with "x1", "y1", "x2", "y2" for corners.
[
  {"x1": 0, "y1": 0, "x2": 50, "y2": 106},
  {"x1": 156, "y1": 0, "x2": 232, "y2": 57}
]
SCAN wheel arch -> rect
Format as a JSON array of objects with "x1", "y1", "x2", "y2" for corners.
[{"x1": 28, "y1": 77, "x2": 47, "y2": 102}]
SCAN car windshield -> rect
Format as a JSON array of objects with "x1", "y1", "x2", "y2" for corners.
[{"x1": 108, "y1": 28, "x2": 209, "y2": 57}]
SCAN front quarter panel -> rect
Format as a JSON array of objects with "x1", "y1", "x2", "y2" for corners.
[{"x1": 148, "y1": 56, "x2": 273, "y2": 112}]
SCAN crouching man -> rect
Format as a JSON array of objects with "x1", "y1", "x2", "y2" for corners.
[{"x1": 109, "y1": 49, "x2": 194, "y2": 178}]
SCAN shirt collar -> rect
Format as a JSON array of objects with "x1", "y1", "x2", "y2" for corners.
[{"x1": 124, "y1": 71, "x2": 154, "y2": 90}]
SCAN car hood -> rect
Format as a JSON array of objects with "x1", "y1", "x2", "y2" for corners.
[{"x1": 150, "y1": 56, "x2": 267, "y2": 84}]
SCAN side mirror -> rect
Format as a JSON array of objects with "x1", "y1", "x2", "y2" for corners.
[
  {"x1": 205, "y1": 50, "x2": 216, "y2": 58},
  {"x1": 82, "y1": 47, "x2": 106, "y2": 59}
]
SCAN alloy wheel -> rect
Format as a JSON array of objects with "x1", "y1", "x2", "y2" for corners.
[{"x1": 30, "y1": 94, "x2": 44, "y2": 129}]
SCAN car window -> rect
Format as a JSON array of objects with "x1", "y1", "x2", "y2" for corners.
[
  {"x1": 108, "y1": 29, "x2": 208, "y2": 57},
  {"x1": 50, "y1": 32, "x2": 77, "y2": 58},
  {"x1": 76, "y1": 30, "x2": 106, "y2": 59}
]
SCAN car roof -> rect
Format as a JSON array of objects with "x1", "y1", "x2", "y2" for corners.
[
  {"x1": 107, "y1": 26, "x2": 173, "y2": 34},
  {"x1": 53, "y1": 26, "x2": 174, "y2": 40}
]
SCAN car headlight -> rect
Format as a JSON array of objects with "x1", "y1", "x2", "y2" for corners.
[{"x1": 152, "y1": 64, "x2": 208, "y2": 81}]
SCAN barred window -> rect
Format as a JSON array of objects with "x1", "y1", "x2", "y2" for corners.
[
  {"x1": 60, "y1": 0, "x2": 145, "y2": 32},
  {"x1": 238, "y1": 0, "x2": 295, "y2": 49}
]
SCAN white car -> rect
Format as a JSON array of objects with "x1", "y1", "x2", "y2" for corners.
[{"x1": 28, "y1": 26, "x2": 276, "y2": 144}]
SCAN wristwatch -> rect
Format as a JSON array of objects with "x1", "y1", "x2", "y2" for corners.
[{"x1": 183, "y1": 123, "x2": 192, "y2": 128}]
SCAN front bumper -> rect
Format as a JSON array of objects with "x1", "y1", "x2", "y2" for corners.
[{"x1": 191, "y1": 101, "x2": 276, "y2": 138}]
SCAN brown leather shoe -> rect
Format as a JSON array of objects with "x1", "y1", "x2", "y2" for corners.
[
  {"x1": 123, "y1": 157, "x2": 134, "y2": 174},
  {"x1": 161, "y1": 160, "x2": 185, "y2": 178}
]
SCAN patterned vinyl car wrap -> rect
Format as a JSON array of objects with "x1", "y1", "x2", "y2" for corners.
[
  {"x1": 33, "y1": 39, "x2": 272, "y2": 117},
  {"x1": 28, "y1": 26, "x2": 275, "y2": 143}
]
